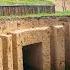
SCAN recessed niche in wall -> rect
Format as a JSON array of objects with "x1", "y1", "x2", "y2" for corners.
[{"x1": 22, "y1": 42, "x2": 43, "y2": 70}]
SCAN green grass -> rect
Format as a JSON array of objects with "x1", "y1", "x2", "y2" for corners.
[
  {"x1": 0, "y1": 10, "x2": 70, "y2": 19},
  {"x1": 0, "y1": 0, "x2": 69, "y2": 18},
  {"x1": 0, "y1": 0, "x2": 53, "y2": 5}
]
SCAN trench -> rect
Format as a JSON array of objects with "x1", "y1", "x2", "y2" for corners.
[{"x1": 22, "y1": 42, "x2": 43, "y2": 70}]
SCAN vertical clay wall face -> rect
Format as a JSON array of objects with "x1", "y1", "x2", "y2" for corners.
[
  {"x1": 0, "y1": 35, "x2": 13, "y2": 70},
  {"x1": 23, "y1": 43, "x2": 42, "y2": 70},
  {"x1": 65, "y1": 23, "x2": 70, "y2": 69},
  {"x1": 68, "y1": 24, "x2": 70, "y2": 69},
  {"x1": 50, "y1": 25, "x2": 65, "y2": 70},
  {"x1": 0, "y1": 38, "x2": 3, "y2": 70},
  {"x1": 0, "y1": 17, "x2": 70, "y2": 70},
  {"x1": 64, "y1": 23, "x2": 69, "y2": 70},
  {"x1": 9, "y1": 27, "x2": 51, "y2": 70}
]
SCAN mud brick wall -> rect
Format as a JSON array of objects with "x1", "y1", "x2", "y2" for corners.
[
  {"x1": 0, "y1": 16, "x2": 69, "y2": 70},
  {"x1": 0, "y1": 5, "x2": 55, "y2": 16}
]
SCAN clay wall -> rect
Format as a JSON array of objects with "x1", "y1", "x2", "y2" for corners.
[{"x1": 0, "y1": 16, "x2": 69, "y2": 70}]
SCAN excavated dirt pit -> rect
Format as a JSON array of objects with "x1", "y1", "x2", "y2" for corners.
[
  {"x1": 22, "y1": 42, "x2": 43, "y2": 70},
  {"x1": 0, "y1": 16, "x2": 70, "y2": 70}
]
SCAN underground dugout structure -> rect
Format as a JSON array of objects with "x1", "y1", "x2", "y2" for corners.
[{"x1": 0, "y1": 17, "x2": 69, "y2": 70}]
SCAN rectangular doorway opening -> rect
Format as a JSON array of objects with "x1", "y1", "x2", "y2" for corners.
[{"x1": 22, "y1": 42, "x2": 43, "y2": 70}]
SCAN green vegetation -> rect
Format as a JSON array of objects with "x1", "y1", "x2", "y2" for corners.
[
  {"x1": 0, "y1": 0, "x2": 70, "y2": 17},
  {"x1": 0, "y1": 10, "x2": 70, "y2": 19},
  {"x1": 0, "y1": 0, "x2": 53, "y2": 5}
]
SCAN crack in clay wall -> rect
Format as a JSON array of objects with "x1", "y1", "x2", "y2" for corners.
[{"x1": 0, "y1": 17, "x2": 70, "y2": 70}]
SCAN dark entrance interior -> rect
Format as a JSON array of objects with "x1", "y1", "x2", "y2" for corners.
[{"x1": 22, "y1": 42, "x2": 43, "y2": 70}]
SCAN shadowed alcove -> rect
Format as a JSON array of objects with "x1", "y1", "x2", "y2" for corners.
[{"x1": 22, "y1": 42, "x2": 43, "y2": 70}]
